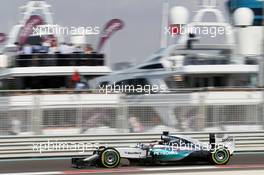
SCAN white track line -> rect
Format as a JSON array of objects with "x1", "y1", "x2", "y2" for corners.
[
  {"x1": 0, "y1": 166, "x2": 216, "y2": 175},
  {"x1": 143, "y1": 166, "x2": 216, "y2": 171},
  {"x1": 0, "y1": 172, "x2": 62, "y2": 175},
  {"x1": 2, "y1": 165, "x2": 264, "y2": 175},
  {"x1": 137, "y1": 170, "x2": 264, "y2": 175}
]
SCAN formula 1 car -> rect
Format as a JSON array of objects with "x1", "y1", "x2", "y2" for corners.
[{"x1": 72, "y1": 132, "x2": 235, "y2": 168}]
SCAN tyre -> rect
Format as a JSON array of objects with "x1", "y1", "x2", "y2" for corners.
[
  {"x1": 210, "y1": 148, "x2": 230, "y2": 165},
  {"x1": 99, "y1": 148, "x2": 121, "y2": 168}
]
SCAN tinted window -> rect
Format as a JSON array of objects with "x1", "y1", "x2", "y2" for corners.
[
  {"x1": 139, "y1": 64, "x2": 163, "y2": 69},
  {"x1": 99, "y1": 81, "x2": 109, "y2": 88},
  {"x1": 116, "y1": 78, "x2": 149, "y2": 87},
  {"x1": 115, "y1": 78, "x2": 150, "y2": 94}
]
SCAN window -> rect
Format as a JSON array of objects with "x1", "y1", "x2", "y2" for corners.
[
  {"x1": 139, "y1": 64, "x2": 163, "y2": 69},
  {"x1": 165, "y1": 76, "x2": 185, "y2": 89},
  {"x1": 115, "y1": 78, "x2": 150, "y2": 94},
  {"x1": 116, "y1": 78, "x2": 149, "y2": 87},
  {"x1": 99, "y1": 81, "x2": 109, "y2": 88}
]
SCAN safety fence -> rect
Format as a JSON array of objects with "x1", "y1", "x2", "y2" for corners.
[
  {"x1": 0, "y1": 131, "x2": 263, "y2": 158},
  {"x1": 0, "y1": 90, "x2": 264, "y2": 135}
]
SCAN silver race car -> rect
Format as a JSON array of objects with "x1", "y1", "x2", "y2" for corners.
[{"x1": 72, "y1": 131, "x2": 235, "y2": 168}]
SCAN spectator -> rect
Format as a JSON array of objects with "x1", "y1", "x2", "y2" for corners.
[
  {"x1": 74, "y1": 45, "x2": 83, "y2": 53},
  {"x1": 59, "y1": 42, "x2": 67, "y2": 54},
  {"x1": 60, "y1": 43, "x2": 74, "y2": 54},
  {"x1": 41, "y1": 41, "x2": 51, "y2": 53},
  {"x1": 32, "y1": 44, "x2": 42, "y2": 53},
  {"x1": 84, "y1": 44, "x2": 93, "y2": 54},
  {"x1": 75, "y1": 76, "x2": 88, "y2": 89},
  {"x1": 70, "y1": 70, "x2": 80, "y2": 88},
  {"x1": 22, "y1": 44, "x2": 32, "y2": 54},
  {"x1": 129, "y1": 116, "x2": 144, "y2": 132},
  {"x1": 14, "y1": 42, "x2": 21, "y2": 52},
  {"x1": 10, "y1": 118, "x2": 21, "y2": 135},
  {"x1": 68, "y1": 43, "x2": 75, "y2": 53},
  {"x1": 75, "y1": 81, "x2": 86, "y2": 90},
  {"x1": 49, "y1": 40, "x2": 59, "y2": 54}
]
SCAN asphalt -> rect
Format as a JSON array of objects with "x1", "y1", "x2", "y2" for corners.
[{"x1": 0, "y1": 153, "x2": 264, "y2": 174}]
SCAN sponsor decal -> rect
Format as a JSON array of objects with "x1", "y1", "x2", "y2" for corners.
[{"x1": 125, "y1": 151, "x2": 142, "y2": 155}]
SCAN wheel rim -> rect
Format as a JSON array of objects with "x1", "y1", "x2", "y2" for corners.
[
  {"x1": 101, "y1": 149, "x2": 120, "y2": 167},
  {"x1": 213, "y1": 149, "x2": 229, "y2": 164},
  {"x1": 105, "y1": 151, "x2": 118, "y2": 165},
  {"x1": 216, "y1": 151, "x2": 225, "y2": 160}
]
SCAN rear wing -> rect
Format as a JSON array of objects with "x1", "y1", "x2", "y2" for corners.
[{"x1": 209, "y1": 133, "x2": 235, "y2": 154}]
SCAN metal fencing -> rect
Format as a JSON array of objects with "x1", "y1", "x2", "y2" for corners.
[
  {"x1": 1, "y1": 131, "x2": 264, "y2": 158},
  {"x1": 0, "y1": 89, "x2": 264, "y2": 135},
  {"x1": 122, "y1": 102, "x2": 262, "y2": 133}
]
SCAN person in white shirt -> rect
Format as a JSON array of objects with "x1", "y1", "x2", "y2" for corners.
[
  {"x1": 59, "y1": 43, "x2": 75, "y2": 54},
  {"x1": 74, "y1": 45, "x2": 83, "y2": 53},
  {"x1": 42, "y1": 41, "x2": 51, "y2": 53},
  {"x1": 59, "y1": 42, "x2": 67, "y2": 54},
  {"x1": 69, "y1": 43, "x2": 75, "y2": 53},
  {"x1": 23, "y1": 44, "x2": 32, "y2": 54},
  {"x1": 49, "y1": 40, "x2": 59, "y2": 54}
]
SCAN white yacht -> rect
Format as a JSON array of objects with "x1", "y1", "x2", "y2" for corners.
[
  {"x1": 0, "y1": 0, "x2": 111, "y2": 89},
  {"x1": 90, "y1": 0, "x2": 263, "y2": 92}
]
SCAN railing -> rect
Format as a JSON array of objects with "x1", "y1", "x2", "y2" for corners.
[
  {"x1": 13, "y1": 53, "x2": 105, "y2": 67},
  {"x1": 184, "y1": 57, "x2": 230, "y2": 65},
  {"x1": 0, "y1": 131, "x2": 263, "y2": 158},
  {"x1": 0, "y1": 88, "x2": 264, "y2": 135}
]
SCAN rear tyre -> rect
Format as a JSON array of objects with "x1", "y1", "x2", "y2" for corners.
[
  {"x1": 210, "y1": 148, "x2": 230, "y2": 165},
  {"x1": 99, "y1": 148, "x2": 121, "y2": 168}
]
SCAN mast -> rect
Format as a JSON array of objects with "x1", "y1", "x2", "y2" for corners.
[
  {"x1": 19, "y1": 0, "x2": 53, "y2": 25},
  {"x1": 7, "y1": 0, "x2": 58, "y2": 46},
  {"x1": 160, "y1": 0, "x2": 169, "y2": 48}
]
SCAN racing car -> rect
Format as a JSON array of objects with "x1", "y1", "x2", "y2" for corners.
[{"x1": 72, "y1": 131, "x2": 235, "y2": 168}]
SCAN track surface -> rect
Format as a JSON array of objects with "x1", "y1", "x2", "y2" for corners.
[{"x1": 0, "y1": 153, "x2": 264, "y2": 174}]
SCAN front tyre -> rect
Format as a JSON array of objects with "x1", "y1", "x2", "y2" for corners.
[
  {"x1": 100, "y1": 148, "x2": 121, "y2": 168},
  {"x1": 210, "y1": 148, "x2": 230, "y2": 165}
]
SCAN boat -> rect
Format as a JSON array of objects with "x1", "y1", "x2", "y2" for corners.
[
  {"x1": 0, "y1": 0, "x2": 263, "y2": 135},
  {"x1": 0, "y1": 0, "x2": 111, "y2": 90},
  {"x1": 90, "y1": 0, "x2": 263, "y2": 93}
]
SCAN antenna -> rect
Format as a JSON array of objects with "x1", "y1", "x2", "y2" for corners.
[{"x1": 160, "y1": 0, "x2": 169, "y2": 48}]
